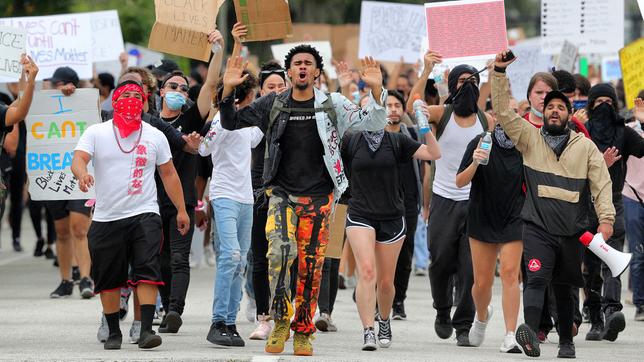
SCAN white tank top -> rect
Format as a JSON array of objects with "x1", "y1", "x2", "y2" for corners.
[{"x1": 433, "y1": 112, "x2": 484, "y2": 201}]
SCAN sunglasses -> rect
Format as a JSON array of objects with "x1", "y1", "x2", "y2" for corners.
[
  {"x1": 260, "y1": 69, "x2": 286, "y2": 75},
  {"x1": 165, "y1": 82, "x2": 189, "y2": 92}
]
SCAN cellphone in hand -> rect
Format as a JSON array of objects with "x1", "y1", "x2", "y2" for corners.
[{"x1": 501, "y1": 50, "x2": 515, "y2": 62}]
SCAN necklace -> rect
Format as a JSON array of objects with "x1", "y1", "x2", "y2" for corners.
[{"x1": 112, "y1": 124, "x2": 142, "y2": 154}]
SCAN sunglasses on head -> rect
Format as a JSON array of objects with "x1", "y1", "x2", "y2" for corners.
[
  {"x1": 165, "y1": 82, "x2": 189, "y2": 92},
  {"x1": 260, "y1": 69, "x2": 286, "y2": 75}
]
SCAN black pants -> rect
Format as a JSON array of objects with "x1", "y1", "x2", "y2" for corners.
[
  {"x1": 251, "y1": 197, "x2": 271, "y2": 316},
  {"x1": 28, "y1": 199, "x2": 56, "y2": 244},
  {"x1": 159, "y1": 206, "x2": 195, "y2": 315},
  {"x1": 394, "y1": 213, "x2": 418, "y2": 304},
  {"x1": 318, "y1": 257, "x2": 340, "y2": 315},
  {"x1": 522, "y1": 223, "x2": 584, "y2": 343},
  {"x1": 427, "y1": 194, "x2": 474, "y2": 332},
  {"x1": 8, "y1": 153, "x2": 25, "y2": 242},
  {"x1": 584, "y1": 199, "x2": 625, "y2": 320}
]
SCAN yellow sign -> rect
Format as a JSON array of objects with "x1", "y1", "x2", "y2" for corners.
[{"x1": 619, "y1": 37, "x2": 644, "y2": 110}]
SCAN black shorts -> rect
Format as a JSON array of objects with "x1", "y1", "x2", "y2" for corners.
[
  {"x1": 88, "y1": 213, "x2": 163, "y2": 294},
  {"x1": 522, "y1": 222, "x2": 585, "y2": 287},
  {"x1": 346, "y1": 214, "x2": 406, "y2": 244},
  {"x1": 45, "y1": 200, "x2": 91, "y2": 221}
]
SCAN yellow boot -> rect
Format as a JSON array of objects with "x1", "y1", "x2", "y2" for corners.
[
  {"x1": 293, "y1": 332, "x2": 314, "y2": 356},
  {"x1": 265, "y1": 319, "x2": 291, "y2": 354}
]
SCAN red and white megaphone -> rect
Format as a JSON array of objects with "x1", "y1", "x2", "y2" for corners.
[{"x1": 579, "y1": 232, "x2": 632, "y2": 277}]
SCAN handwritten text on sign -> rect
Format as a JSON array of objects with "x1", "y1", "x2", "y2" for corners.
[
  {"x1": 0, "y1": 26, "x2": 27, "y2": 79},
  {"x1": 619, "y1": 38, "x2": 644, "y2": 110},
  {"x1": 0, "y1": 14, "x2": 92, "y2": 81},
  {"x1": 26, "y1": 89, "x2": 99, "y2": 200}
]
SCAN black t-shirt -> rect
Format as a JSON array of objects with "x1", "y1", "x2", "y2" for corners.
[
  {"x1": 343, "y1": 132, "x2": 421, "y2": 220},
  {"x1": 458, "y1": 134, "x2": 524, "y2": 241},
  {"x1": 156, "y1": 104, "x2": 206, "y2": 209},
  {"x1": 272, "y1": 97, "x2": 334, "y2": 196},
  {"x1": 397, "y1": 129, "x2": 420, "y2": 216}
]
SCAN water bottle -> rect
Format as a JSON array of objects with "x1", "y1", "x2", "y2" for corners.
[
  {"x1": 413, "y1": 94, "x2": 430, "y2": 135},
  {"x1": 478, "y1": 132, "x2": 493, "y2": 165}
]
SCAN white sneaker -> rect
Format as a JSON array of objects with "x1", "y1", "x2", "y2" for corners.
[
  {"x1": 97, "y1": 314, "x2": 108, "y2": 343},
  {"x1": 345, "y1": 275, "x2": 357, "y2": 289},
  {"x1": 249, "y1": 315, "x2": 272, "y2": 340},
  {"x1": 469, "y1": 305, "x2": 493, "y2": 347},
  {"x1": 500, "y1": 332, "x2": 522, "y2": 353},
  {"x1": 414, "y1": 267, "x2": 428, "y2": 276},
  {"x1": 204, "y1": 244, "x2": 216, "y2": 267},
  {"x1": 189, "y1": 253, "x2": 198, "y2": 268},
  {"x1": 245, "y1": 295, "x2": 257, "y2": 323},
  {"x1": 129, "y1": 320, "x2": 141, "y2": 344}
]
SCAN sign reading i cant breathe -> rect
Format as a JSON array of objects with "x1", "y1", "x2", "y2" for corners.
[{"x1": 25, "y1": 89, "x2": 99, "y2": 200}]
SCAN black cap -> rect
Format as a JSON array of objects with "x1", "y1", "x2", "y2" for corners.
[
  {"x1": 151, "y1": 59, "x2": 180, "y2": 78},
  {"x1": 47, "y1": 67, "x2": 79, "y2": 87},
  {"x1": 544, "y1": 90, "x2": 572, "y2": 113}
]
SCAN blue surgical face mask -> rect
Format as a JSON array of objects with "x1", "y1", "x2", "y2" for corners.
[
  {"x1": 165, "y1": 91, "x2": 186, "y2": 110},
  {"x1": 530, "y1": 106, "x2": 543, "y2": 118}
]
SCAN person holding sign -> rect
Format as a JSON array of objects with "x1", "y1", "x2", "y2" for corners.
[
  {"x1": 72, "y1": 80, "x2": 190, "y2": 350},
  {"x1": 218, "y1": 46, "x2": 388, "y2": 356},
  {"x1": 491, "y1": 50, "x2": 615, "y2": 359}
]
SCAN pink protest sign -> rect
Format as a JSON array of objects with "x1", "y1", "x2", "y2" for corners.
[{"x1": 425, "y1": 0, "x2": 508, "y2": 61}]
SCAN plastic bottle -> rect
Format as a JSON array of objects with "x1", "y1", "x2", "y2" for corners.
[
  {"x1": 434, "y1": 71, "x2": 449, "y2": 98},
  {"x1": 412, "y1": 94, "x2": 430, "y2": 135},
  {"x1": 478, "y1": 132, "x2": 493, "y2": 165}
]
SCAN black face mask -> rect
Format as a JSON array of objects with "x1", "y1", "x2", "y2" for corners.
[
  {"x1": 587, "y1": 102, "x2": 622, "y2": 151},
  {"x1": 452, "y1": 81, "x2": 479, "y2": 117}
]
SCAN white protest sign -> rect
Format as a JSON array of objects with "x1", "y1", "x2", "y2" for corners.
[
  {"x1": 639, "y1": 0, "x2": 644, "y2": 19},
  {"x1": 0, "y1": 26, "x2": 27, "y2": 80},
  {"x1": 601, "y1": 55, "x2": 621, "y2": 82},
  {"x1": 540, "y1": 0, "x2": 624, "y2": 54},
  {"x1": 272, "y1": 41, "x2": 337, "y2": 79},
  {"x1": 555, "y1": 40, "x2": 577, "y2": 72},
  {"x1": 358, "y1": 1, "x2": 426, "y2": 63},
  {"x1": 0, "y1": 13, "x2": 93, "y2": 82},
  {"x1": 506, "y1": 38, "x2": 553, "y2": 102},
  {"x1": 26, "y1": 89, "x2": 99, "y2": 200},
  {"x1": 125, "y1": 42, "x2": 164, "y2": 68},
  {"x1": 90, "y1": 10, "x2": 124, "y2": 62}
]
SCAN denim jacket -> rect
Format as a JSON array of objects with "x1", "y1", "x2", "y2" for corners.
[{"x1": 219, "y1": 86, "x2": 388, "y2": 202}]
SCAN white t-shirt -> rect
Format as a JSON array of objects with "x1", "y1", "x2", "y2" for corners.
[
  {"x1": 199, "y1": 113, "x2": 263, "y2": 204},
  {"x1": 75, "y1": 120, "x2": 172, "y2": 222}
]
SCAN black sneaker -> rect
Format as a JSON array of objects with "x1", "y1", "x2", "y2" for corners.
[
  {"x1": 138, "y1": 330, "x2": 162, "y2": 349},
  {"x1": 636, "y1": 305, "x2": 644, "y2": 321},
  {"x1": 34, "y1": 238, "x2": 45, "y2": 257},
  {"x1": 582, "y1": 306, "x2": 590, "y2": 323},
  {"x1": 516, "y1": 323, "x2": 540, "y2": 357},
  {"x1": 557, "y1": 341, "x2": 576, "y2": 358},
  {"x1": 585, "y1": 321, "x2": 604, "y2": 341},
  {"x1": 44, "y1": 247, "x2": 56, "y2": 260},
  {"x1": 362, "y1": 327, "x2": 377, "y2": 351},
  {"x1": 434, "y1": 314, "x2": 453, "y2": 339},
  {"x1": 377, "y1": 315, "x2": 392, "y2": 348},
  {"x1": 50, "y1": 280, "x2": 74, "y2": 298},
  {"x1": 206, "y1": 321, "x2": 232, "y2": 346},
  {"x1": 227, "y1": 324, "x2": 245, "y2": 347},
  {"x1": 392, "y1": 302, "x2": 406, "y2": 320},
  {"x1": 601, "y1": 311, "x2": 625, "y2": 342},
  {"x1": 53, "y1": 256, "x2": 58, "y2": 267},
  {"x1": 104, "y1": 333, "x2": 122, "y2": 350},
  {"x1": 12, "y1": 239, "x2": 23, "y2": 252},
  {"x1": 79, "y1": 277, "x2": 94, "y2": 299},
  {"x1": 158, "y1": 311, "x2": 182, "y2": 333},
  {"x1": 455, "y1": 330, "x2": 472, "y2": 347},
  {"x1": 72, "y1": 267, "x2": 81, "y2": 284}
]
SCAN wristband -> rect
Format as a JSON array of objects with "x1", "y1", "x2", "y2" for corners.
[{"x1": 494, "y1": 65, "x2": 506, "y2": 73}]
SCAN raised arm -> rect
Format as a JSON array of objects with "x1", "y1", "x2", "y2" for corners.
[
  {"x1": 5, "y1": 55, "x2": 38, "y2": 126},
  {"x1": 406, "y1": 50, "x2": 442, "y2": 114},
  {"x1": 197, "y1": 30, "x2": 224, "y2": 119},
  {"x1": 334, "y1": 60, "x2": 354, "y2": 99}
]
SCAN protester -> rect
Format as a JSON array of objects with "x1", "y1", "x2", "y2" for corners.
[
  {"x1": 455, "y1": 117, "x2": 524, "y2": 353},
  {"x1": 342, "y1": 100, "x2": 440, "y2": 351},
  {"x1": 583, "y1": 84, "x2": 644, "y2": 342},
  {"x1": 96, "y1": 72, "x2": 116, "y2": 111},
  {"x1": 492, "y1": 50, "x2": 615, "y2": 359},
  {"x1": 218, "y1": 45, "x2": 388, "y2": 356}
]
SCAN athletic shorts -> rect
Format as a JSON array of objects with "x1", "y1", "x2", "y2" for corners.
[
  {"x1": 346, "y1": 214, "x2": 406, "y2": 244},
  {"x1": 45, "y1": 200, "x2": 91, "y2": 221},
  {"x1": 88, "y1": 212, "x2": 164, "y2": 294}
]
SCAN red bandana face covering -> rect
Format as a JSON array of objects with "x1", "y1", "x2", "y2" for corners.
[{"x1": 112, "y1": 83, "x2": 146, "y2": 138}]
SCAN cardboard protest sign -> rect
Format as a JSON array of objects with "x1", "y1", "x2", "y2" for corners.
[
  {"x1": 234, "y1": 0, "x2": 292, "y2": 42},
  {"x1": 358, "y1": 1, "x2": 426, "y2": 63},
  {"x1": 425, "y1": 0, "x2": 507, "y2": 62},
  {"x1": 90, "y1": 10, "x2": 124, "y2": 62},
  {"x1": 506, "y1": 38, "x2": 553, "y2": 102},
  {"x1": 601, "y1": 56, "x2": 621, "y2": 82},
  {"x1": 271, "y1": 41, "x2": 336, "y2": 79},
  {"x1": 0, "y1": 13, "x2": 93, "y2": 81},
  {"x1": 148, "y1": 0, "x2": 223, "y2": 61},
  {"x1": 0, "y1": 26, "x2": 27, "y2": 80},
  {"x1": 541, "y1": 0, "x2": 624, "y2": 54},
  {"x1": 326, "y1": 204, "x2": 347, "y2": 259},
  {"x1": 26, "y1": 89, "x2": 99, "y2": 200},
  {"x1": 555, "y1": 40, "x2": 577, "y2": 72},
  {"x1": 619, "y1": 38, "x2": 644, "y2": 110}
]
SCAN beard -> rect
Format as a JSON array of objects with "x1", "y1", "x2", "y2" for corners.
[
  {"x1": 295, "y1": 82, "x2": 309, "y2": 91},
  {"x1": 388, "y1": 117, "x2": 401, "y2": 124},
  {"x1": 543, "y1": 118, "x2": 568, "y2": 135}
]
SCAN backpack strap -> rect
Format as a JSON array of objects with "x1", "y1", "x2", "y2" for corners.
[
  {"x1": 436, "y1": 104, "x2": 453, "y2": 140},
  {"x1": 321, "y1": 95, "x2": 338, "y2": 129},
  {"x1": 477, "y1": 108, "x2": 489, "y2": 132},
  {"x1": 387, "y1": 131, "x2": 401, "y2": 161}
]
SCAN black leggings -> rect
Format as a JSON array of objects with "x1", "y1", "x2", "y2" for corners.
[
  {"x1": 318, "y1": 257, "x2": 340, "y2": 315},
  {"x1": 8, "y1": 154, "x2": 26, "y2": 241},
  {"x1": 394, "y1": 213, "x2": 418, "y2": 304},
  {"x1": 28, "y1": 199, "x2": 57, "y2": 244},
  {"x1": 251, "y1": 199, "x2": 271, "y2": 316}
]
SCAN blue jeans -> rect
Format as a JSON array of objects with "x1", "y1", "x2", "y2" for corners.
[
  {"x1": 413, "y1": 214, "x2": 430, "y2": 269},
  {"x1": 211, "y1": 198, "x2": 253, "y2": 325},
  {"x1": 625, "y1": 196, "x2": 644, "y2": 307}
]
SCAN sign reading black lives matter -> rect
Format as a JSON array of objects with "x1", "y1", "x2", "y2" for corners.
[{"x1": 0, "y1": 26, "x2": 27, "y2": 79}]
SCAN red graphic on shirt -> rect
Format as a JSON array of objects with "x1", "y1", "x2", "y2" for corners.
[
  {"x1": 333, "y1": 159, "x2": 341, "y2": 174},
  {"x1": 128, "y1": 145, "x2": 147, "y2": 195},
  {"x1": 528, "y1": 258, "x2": 541, "y2": 272}
]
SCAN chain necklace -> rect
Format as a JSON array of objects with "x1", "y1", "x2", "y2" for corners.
[{"x1": 112, "y1": 123, "x2": 142, "y2": 154}]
